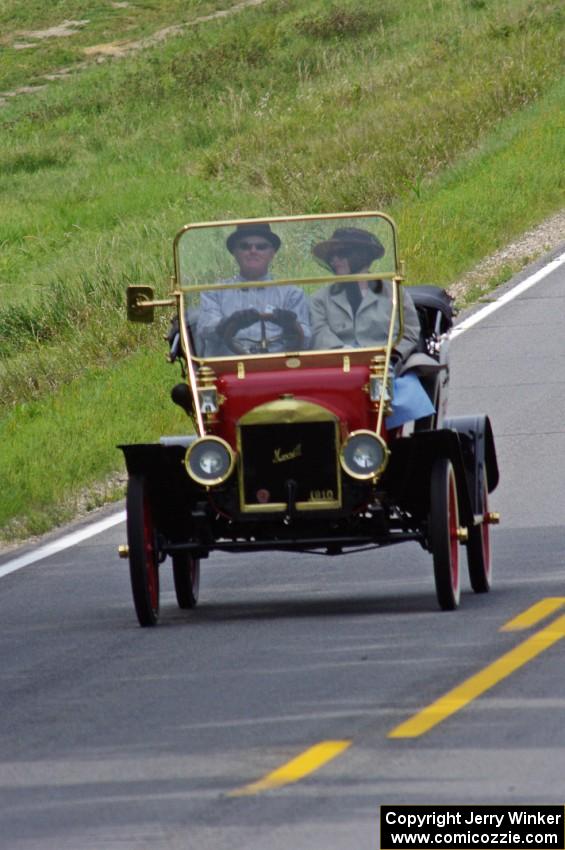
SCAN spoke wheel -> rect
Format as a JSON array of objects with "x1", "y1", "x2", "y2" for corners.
[
  {"x1": 467, "y1": 471, "x2": 492, "y2": 593},
  {"x1": 430, "y1": 458, "x2": 461, "y2": 611},
  {"x1": 172, "y1": 553, "x2": 201, "y2": 609},
  {"x1": 126, "y1": 476, "x2": 160, "y2": 627}
]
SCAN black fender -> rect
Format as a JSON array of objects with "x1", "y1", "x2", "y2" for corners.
[
  {"x1": 118, "y1": 439, "x2": 200, "y2": 540},
  {"x1": 443, "y1": 415, "x2": 499, "y2": 515},
  {"x1": 119, "y1": 438, "x2": 195, "y2": 479},
  {"x1": 384, "y1": 428, "x2": 475, "y2": 526}
]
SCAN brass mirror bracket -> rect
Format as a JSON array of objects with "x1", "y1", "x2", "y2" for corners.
[
  {"x1": 127, "y1": 286, "x2": 155, "y2": 323},
  {"x1": 126, "y1": 285, "x2": 175, "y2": 323}
]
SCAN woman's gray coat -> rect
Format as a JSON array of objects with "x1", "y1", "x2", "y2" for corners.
[{"x1": 309, "y1": 281, "x2": 421, "y2": 364}]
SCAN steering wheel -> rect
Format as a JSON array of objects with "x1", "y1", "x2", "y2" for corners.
[{"x1": 220, "y1": 310, "x2": 298, "y2": 355}]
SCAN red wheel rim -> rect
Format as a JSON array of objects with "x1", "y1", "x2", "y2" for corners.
[
  {"x1": 143, "y1": 495, "x2": 158, "y2": 612},
  {"x1": 482, "y1": 485, "x2": 491, "y2": 580},
  {"x1": 448, "y1": 469, "x2": 459, "y2": 592}
]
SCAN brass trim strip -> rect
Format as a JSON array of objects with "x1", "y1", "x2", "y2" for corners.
[
  {"x1": 178, "y1": 290, "x2": 205, "y2": 436},
  {"x1": 376, "y1": 278, "x2": 400, "y2": 437},
  {"x1": 177, "y1": 272, "x2": 400, "y2": 294},
  {"x1": 240, "y1": 499, "x2": 342, "y2": 514},
  {"x1": 192, "y1": 343, "x2": 392, "y2": 368},
  {"x1": 173, "y1": 209, "x2": 398, "y2": 243}
]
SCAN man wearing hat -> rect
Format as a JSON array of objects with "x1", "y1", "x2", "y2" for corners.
[
  {"x1": 197, "y1": 223, "x2": 311, "y2": 356},
  {"x1": 310, "y1": 227, "x2": 435, "y2": 427}
]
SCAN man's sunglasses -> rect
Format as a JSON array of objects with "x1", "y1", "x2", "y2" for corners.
[
  {"x1": 328, "y1": 248, "x2": 353, "y2": 260},
  {"x1": 236, "y1": 241, "x2": 272, "y2": 251}
]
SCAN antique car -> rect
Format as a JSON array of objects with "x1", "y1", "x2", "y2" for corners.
[{"x1": 120, "y1": 212, "x2": 499, "y2": 626}]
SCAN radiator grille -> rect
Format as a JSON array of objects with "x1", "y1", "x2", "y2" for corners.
[{"x1": 238, "y1": 421, "x2": 340, "y2": 510}]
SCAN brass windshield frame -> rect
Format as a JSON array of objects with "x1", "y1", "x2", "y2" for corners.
[
  {"x1": 173, "y1": 212, "x2": 404, "y2": 356},
  {"x1": 172, "y1": 212, "x2": 403, "y2": 440},
  {"x1": 172, "y1": 210, "x2": 401, "y2": 287}
]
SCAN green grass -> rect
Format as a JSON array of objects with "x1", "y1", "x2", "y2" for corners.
[
  {"x1": 2, "y1": 0, "x2": 563, "y2": 312},
  {"x1": 1, "y1": 0, "x2": 564, "y2": 540},
  {"x1": 0, "y1": 0, "x2": 233, "y2": 92},
  {"x1": 394, "y1": 77, "x2": 565, "y2": 283},
  {"x1": 0, "y1": 350, "x2": 188, "y2": 537}
]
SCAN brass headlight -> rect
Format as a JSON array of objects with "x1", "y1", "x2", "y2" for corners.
[
  {"x1": 185, "y1": 437, "x2": 235, "y2": 486},
  {"x1": 340, "y1": 430, "x2": 389, "y2": 481}
]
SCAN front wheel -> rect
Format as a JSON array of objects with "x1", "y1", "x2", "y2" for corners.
[
  {"x1": 467, "y1": 471, "x2": 492, "y2": 593},
  {"x1": 126, "y1": 476, "x2": 160, "y2": 627},
  {"x1": 430, "y1": 458, "x2": 461, "y2": 611},
  {"x1": 172, "y1": 553, "x2": 200, "y2": 609}
]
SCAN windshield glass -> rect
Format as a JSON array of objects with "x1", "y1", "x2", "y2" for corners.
[{"x1": 174, "y1": 213, "x2": 402, "y2": 361}]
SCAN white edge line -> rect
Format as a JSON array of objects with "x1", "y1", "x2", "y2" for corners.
[
  {"x1": 451, "y1": 250, "x2": 565, "y2": 338},
  {"x1": 0, "y1": 511, "x2": 126, "y2": 579},
  {"x1": 3, "y1": 249, "x2": 565, "y2": 580}
]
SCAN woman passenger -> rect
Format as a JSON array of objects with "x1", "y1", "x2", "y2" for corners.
[{"x1": 310, "y1": 227, "x2": 435, "y2": 429}]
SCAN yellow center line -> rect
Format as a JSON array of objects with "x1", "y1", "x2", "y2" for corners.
[
  {"x1": 389, "y1": 614, "x2": 565, "y2": 739},
  {"x1": 229, "y1": 739, "x2": 351, "y2": 797},
  {"x1": 501, "y1": 597, "x2": 565, "y2": 631}
]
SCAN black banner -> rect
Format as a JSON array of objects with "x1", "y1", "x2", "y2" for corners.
[{"x1": 381, "y1": 805, "x2": 565, "y2": 849}]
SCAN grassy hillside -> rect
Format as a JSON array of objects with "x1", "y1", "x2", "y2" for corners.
[{"x1": 1, "y1": 0, "x2": 564, "y2": 540}]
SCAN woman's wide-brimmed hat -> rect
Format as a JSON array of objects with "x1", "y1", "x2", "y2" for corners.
[
  {"x1": 312, "y1": 227, "x2": 385, "y2": 265},
  {"x1": 226, "y1": 223, "x2": 281, "y2": 254}
]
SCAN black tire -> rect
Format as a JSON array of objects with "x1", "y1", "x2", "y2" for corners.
[
  {"x1": 126, "y1": 476, "x2": 160, "y2": 627},
  {"x1": 467, "y1": 471, "x2": 492, "y2": 593},
  {"x1": 172, "y1": 553, "x2": 201, "y2": 609},
  {"x1": 430, "y1": 458, "x2": 461, "y2": 611}
]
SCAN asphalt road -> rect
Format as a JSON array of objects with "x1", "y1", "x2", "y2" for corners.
[{"x1": 1, "y1": 249, "x2": 565, "y2": 850}]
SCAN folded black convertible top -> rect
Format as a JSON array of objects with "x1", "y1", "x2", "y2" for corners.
[{"x1": 409, "y1": 284, "x2": 455, "y2": 332}]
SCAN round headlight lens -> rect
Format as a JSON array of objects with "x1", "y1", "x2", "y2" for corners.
[
  {"x1": 185, "y1": 437, "x2": 235, "y2": 485},
  {"x1": 340, "y1": 431, "x2": 389, "y2": 480}
]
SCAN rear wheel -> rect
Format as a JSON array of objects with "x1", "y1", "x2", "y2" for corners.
[
  {"x1": 467, "y1": 471, "x2": 492, "y2": 593},
  {"x1": 126, "y1": 476, "x2": 159, "y2": 627},
  {"x1": 172, "y1": 553, "x2": 200, "y2": 609},
  {"x1": 430, "y1": 458, "x2": 461, "y2": 611}
]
